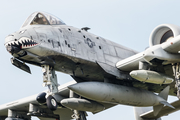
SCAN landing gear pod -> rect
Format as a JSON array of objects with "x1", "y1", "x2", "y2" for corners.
[
  {"x1": 46, "y1": 95, "x2": 58, "y2": 111},
  {"x1": 36, "y1": 92, "x2": 46, "y2": 104}
]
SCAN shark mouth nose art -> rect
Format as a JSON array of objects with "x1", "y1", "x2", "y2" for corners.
[{"x1": 5, "y1": 37, "x2": 38, "y2": 49}]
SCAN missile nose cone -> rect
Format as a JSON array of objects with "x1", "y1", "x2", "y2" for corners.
[
  {"x1": 68, "y1": 85, "x2": 76, "y2": 91},
  {"x1": 130, "y1": 71, "x2": 138, "y2": 77},
  {"x1": 68, "y1": 82, "x2": 104, "y2": 100},
  {"x1": 61, "y1": 99, "x2": 70, "y2": 107},
  {"x1": 129, "y1": 70, "x2": 148, "y2": 81},
  {"x1": 61, "y1": 99, "x2": 68, "y2": 105},
  {"x1": 61, "y1": 98, "x2": 78, "y2": 109},
  {"x1": 68, "y1": 84, "x2": 81, "y2": 93}
]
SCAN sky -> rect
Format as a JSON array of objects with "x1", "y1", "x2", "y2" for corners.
[{"x1": 0, "y1": 0, "x2": 180, "y2": 120}]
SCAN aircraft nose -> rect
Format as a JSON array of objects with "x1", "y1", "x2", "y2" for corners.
[
  {"x1": 5, "y1": 35, "x2": 19, "y2": 53},
  {"x1": 5, "y1": 34, "x2": 15, "y2": 44},
  {"x1": 6, "y1": 45, "x2": 21, "y2": 54},
  {"x1": 129, "y1": 71, "x2": 138, "y2": 77},
  {"x1": 5, "y1": 33, "x2": 38, "y2": 54}
]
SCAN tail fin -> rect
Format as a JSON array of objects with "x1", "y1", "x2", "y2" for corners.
[
  {"x1": 153, "y1": 86, "x2": 174, "y2": 116},
  {"x1": 153, "y1": 104, "x2": 164, "y2": 117},
  {"x1": 159, "y1": 86, "x2": 169, "y2": 100}
]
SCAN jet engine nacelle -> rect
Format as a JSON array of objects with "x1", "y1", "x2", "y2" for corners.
[{"x1": 149, "y1": 24, "x2": 180, "y2": 47}]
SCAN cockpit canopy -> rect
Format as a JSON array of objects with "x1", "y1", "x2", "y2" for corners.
[{"x1": 22, "y1": 12, "x2": 66, "y2": 28}]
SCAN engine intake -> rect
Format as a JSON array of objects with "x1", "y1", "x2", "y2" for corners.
[{"x1": 149, "y1": 24, "x2": 180, "y2": 47}]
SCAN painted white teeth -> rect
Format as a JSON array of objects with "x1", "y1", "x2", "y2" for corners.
[
  {"x1": 6, "y1": 37, "x2": 38, "y2": 49},
  {"x1": 11, "y1": 42, "x2": 14, "y2": 45},
  {"x1": 15, "y1": 41, "x2": 19, "y2": 45},
  {"x1": 19, "y1": 40, "x2": 22, "y2": 44}
]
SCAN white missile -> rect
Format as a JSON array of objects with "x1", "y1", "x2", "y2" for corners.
[
  {"x1": 61, "y1": 98, "x2": 104, "y2": 112},
  {"x1": 68, "y1": 82, "x2": 174, "y2": 108},
  {"x1": 130, "y1": 70, "x2": 174, "y2": 84}
]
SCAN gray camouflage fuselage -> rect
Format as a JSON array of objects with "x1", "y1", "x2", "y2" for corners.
[{"x1": 4, "y1": 12, "x2": 176, "y2": 95}]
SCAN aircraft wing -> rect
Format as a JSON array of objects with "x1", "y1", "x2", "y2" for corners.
[
  {"x1": 116, "y1": 24, "x2": 180, "y2": 72},
  {"x1": 116, "y1": 42, "x2": 180, "y2": 72},
  {"x1": 0, "y1": 80, "x2": 116, "y2": 120},
  {"x1": 0, "y1": 81, "x2": 76, "y2": 120},
  {"x1": 115, "y1": 24, "x2": 180, "y2": 119}
]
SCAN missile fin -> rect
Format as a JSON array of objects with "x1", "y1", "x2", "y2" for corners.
[
  {"x1": 153, "y1": 104, "x2": 164, "y2": 116},
  {"x1": 158, "y1": 86, "x2": 170, "y2": 100},
  {"x1": 158, "y1": 85, "x2": 175, "y2": 109},
  {"x1": 159, "y1": 101, "x2": 175, "y2": 109},
  {"x1": 153, "y1": 86, "x2": 174, "y2": 116}
]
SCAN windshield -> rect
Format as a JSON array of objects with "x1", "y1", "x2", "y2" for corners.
[
  {"x1": 21, "y1": 12, "x2": 66, "y2": 28},
  {"x1": 43, "y1": 12, "x2": 65, "y2": 25},
  {"x1": 31, "y1": 13, "x2": 49, "y2": 25}
]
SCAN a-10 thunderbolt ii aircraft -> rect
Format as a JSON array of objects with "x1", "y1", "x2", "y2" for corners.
[{"x1": 1, "y1": 11, "x2": 180, "y2": 120}]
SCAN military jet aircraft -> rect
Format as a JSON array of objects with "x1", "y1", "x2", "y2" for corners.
[{"x1": 1, "y1": 11, "x2": 180, "y2": 120}]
